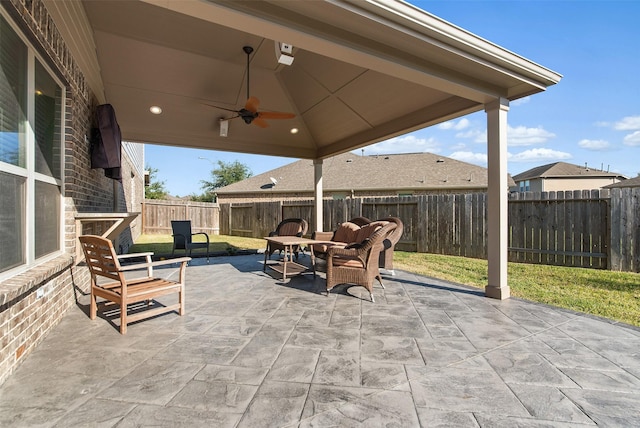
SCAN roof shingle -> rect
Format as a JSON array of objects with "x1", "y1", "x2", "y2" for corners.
[
  {"x1": 513, "y1": 162, "x2": 625, "y2": 181},
  {"x1": 217, "y1": 152, "x2": 512, "y2": 194}
]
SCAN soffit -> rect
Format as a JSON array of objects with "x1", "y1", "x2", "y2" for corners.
[{"x1": 79, "y1": 0, "x2": 561, "y2": 160}]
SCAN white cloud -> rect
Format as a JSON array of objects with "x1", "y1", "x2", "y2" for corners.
[
  {"x1": 450, "y1": 142, "x2": 467, "y2": 151},
  {"x1": 578, "y1": 139, "x2": 611, "y2": 151},
  {"x1": 614, "y1": 116, "x2": 640, "y2": 131},
  {"x1": 448, "y1": 151, "x2": 487, "y2": 165},
  {"x1": 455, "y1": 129, "x2": 486, "y2": 143},
  {"x1": 508, "y1": 148, "x2": 572, "y2": 163},
  {"x1": 437, "y1": 118, "x2": 471, "y2": 131},
  {"x1": 507, "y1": 125, "x2": 556, "y2": 146},
  {"x1": 511, "y1": 96, "x2": 530, "y2": 106},
  {"x1": 623, "y1": 130, "x2": 640, "y2": 147},
  {"x1": 364, "y1": 134, "x2": 441, "y2": 154},
  {"x1": 446, "y1": 124, "x2": 555, "y2": 146}
]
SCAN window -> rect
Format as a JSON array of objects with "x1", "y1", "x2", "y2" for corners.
[
  {"x1": 0, "y1": 14, "x2": 64, "y2": 277},
  {"x1": 519, "y1": 180, "x2": 530, "y2": 192}
]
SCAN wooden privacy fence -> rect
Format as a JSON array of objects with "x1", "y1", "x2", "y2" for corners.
[
  {"x1": 508, "y1": 191, "x2": 609, "y2": 269},
  {"x1": 218, "y1": 194, "x2": 497, "y2": 260},
  {"x1": 609, "y1": 187, "x2": 640, "y2": 272},
  {"x1": 144, "y1": 188, "x2": 640, "y2": 272},
  {"x1": 142, "y1": 199, "x2": 219, "y2": 235}
]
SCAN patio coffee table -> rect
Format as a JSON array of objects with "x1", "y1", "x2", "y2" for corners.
[{"x1": 263, "y1": 236, "x2": 324, "y2": 281}]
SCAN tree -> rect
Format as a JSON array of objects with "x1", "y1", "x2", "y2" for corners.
[
  {"x1": 144, "y1": 165, "x2": 169, "y2": 200},
  {"x1": 189, "y1": 192, "x2": 215, "y2": 203},
  {"x1": 200, "y1": 160, "x2": 252, "y2": 198}
]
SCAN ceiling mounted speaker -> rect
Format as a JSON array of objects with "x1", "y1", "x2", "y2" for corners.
[{"x1": 275, "y1": 41, "x2": 294, "y2": 65}]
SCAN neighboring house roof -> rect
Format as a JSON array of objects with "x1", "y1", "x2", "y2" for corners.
[
  {"x1": 216, "y1": 152, "x2": 513, "y2": 195},
  {"x1": 603, "y1": 175, "x2": 640, "y2": 188},
  {"x1": 512, "y1": 162, "x2": 626, "y2": 181}
]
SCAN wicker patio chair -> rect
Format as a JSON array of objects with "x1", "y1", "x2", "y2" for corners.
[
  {"x1": 349, "y1": 216, "x2": 372, "y2": 227},
  {"x1": 377, "y1": 216, "x2": 403, "y2": 274},
  {"x1": 265, "y1": 218, "x2": 309, "y2": 260},
  {"x1": 325, "y1": 222, "x2": 397, "y2": 302},
  {"x1": 79, "y1": 235, "x2": 190, "y2": 334}
]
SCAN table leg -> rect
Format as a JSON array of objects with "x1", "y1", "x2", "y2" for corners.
[
  {"x1": 282, "y1": 244, "x2": 291, "y2": 279},
  {"x1": 310, "y1": 245, "x2": 317, "y2": 278},
  {"x1": 263, "y1": 243, "x2": 269, "y2": 272}
]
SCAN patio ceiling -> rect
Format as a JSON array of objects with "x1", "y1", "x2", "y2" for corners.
[{"x1": 50, "y1": 0, "x2": 560, "y2": 161}]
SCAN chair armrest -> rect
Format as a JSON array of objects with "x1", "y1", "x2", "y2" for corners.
[
  {"x1": 312, "y1": 231, "x2": 334, "y2": 241},
  {"x1": 117, "y1": 252, "x2": 153, "y2": 259},
  {"x1": 118, "y1": 256, "x2": 191, "y2": 272},
  {"x1": 118, "y1": 252, "x2": 154, "y2": 276},
  {"x1": 192, "y1": 232, "x2": 210, "y2": 243},
  {"x1": 327, "y1": 246, "x2": 361, "y2": 258}
]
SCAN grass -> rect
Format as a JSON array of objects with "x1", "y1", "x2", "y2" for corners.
[
  {"x1": 130, "y1": 234, "x2": 640, "y2": 327},
  {"x1": 394, "y1": 251, "x2": 640, "y2": 327},
  {"x1": 129, "y1": 233, "x2": 266, "y2": 256}
]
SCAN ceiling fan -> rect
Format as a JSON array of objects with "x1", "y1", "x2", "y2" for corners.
[{"x1": 205, "y1": 46, "x2": 295, "y2": 128}]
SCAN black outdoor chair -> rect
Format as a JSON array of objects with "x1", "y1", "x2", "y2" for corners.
[{"x1": 171, "y1": 220, "x2": 210, "y2": 261}]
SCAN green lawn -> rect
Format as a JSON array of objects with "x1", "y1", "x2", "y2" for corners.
[
  {"x1": 130, "y1": 234, "x2": 640, "y2": 327},
  {"x1": 129, "y1": 233, "x2": 266, "y2": 256},
  {"x1": 394, "y1": 251, "x2": 640, "y2": 328}
]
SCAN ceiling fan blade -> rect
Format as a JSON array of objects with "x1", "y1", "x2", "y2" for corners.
[
  {"x1": 202, "y1": 102, "x2": 239, "y2": 113},
  {"x1": 245, "y1": 96, "x2": 260, "y2": 113},
  {"x1": 253, "y1": 117, "x2": 269, "y2": 128},
  {"x1": 258, "y1": 111, "x2": 296, "y2": 120}
]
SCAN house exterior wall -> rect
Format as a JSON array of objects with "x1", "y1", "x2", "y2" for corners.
[
  {"x1": 0, "y1": 1, "x2": 143, "y2": 385},
  {"x1": 540, "y1": 177, "x2": 622, "y2": 192}
]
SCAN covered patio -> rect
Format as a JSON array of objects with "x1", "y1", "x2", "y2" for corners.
[
  {"x1": 49, "y1": 0, "x2": 563, "y2": 299},
  {"x1": 1, "y1": 255, "x2": 639, "y2": 426}
]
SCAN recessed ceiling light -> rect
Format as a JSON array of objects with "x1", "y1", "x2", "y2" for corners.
[
  {"x1": 290, "y1": 128, "x2": 299, "y2": 134},
  {"x1": 149, "y1": 106, "x2": 162, "y2": 114}
]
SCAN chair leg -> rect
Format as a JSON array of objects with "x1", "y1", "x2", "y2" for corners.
[
  {"x1": 120, "y1": 303, "x2": 127, "y2": 334},
  {"x1": 376, "y1": 274, "x2": 385, "y2": 289},
  {"x1": 90, "y1": 290, "x2": 97, "y2": 320},
  {"x1": 179, "y1": 285, "x2": 185, "y2": 316}
]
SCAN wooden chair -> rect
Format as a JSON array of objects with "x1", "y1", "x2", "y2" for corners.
[
  {"x1": 325, "y1": 222, "x2": 397, "y2": 302},
  {"x1": 79, "y1": 235, "x2": 191, "y2": 334},
  {"x1": 265, "y1": 218, "x2": 309, "y2": 261},
  {"x1": 171, "y1": 220, "x2": 210, "y2": 261}
]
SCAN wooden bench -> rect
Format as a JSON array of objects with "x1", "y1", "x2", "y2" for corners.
[{"x1": 79, "y1": 235, "x2": 191, "y2": 334}]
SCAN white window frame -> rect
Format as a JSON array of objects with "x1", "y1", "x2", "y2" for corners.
[{"x1": 0, "y1": 11, "x2": 65, "y2": 281}]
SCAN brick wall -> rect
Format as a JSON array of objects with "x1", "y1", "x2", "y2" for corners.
[{"x1": 0, "y1": 0, "x2": 142, "y2": 384}]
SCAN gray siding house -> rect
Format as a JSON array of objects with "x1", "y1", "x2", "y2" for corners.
[{"x1": 511, "y1": 162, "x2": 626, "y2": 192}]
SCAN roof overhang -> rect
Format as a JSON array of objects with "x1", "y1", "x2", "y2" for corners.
[{"x1": 48, "y1": 0, "x2": 561, "y2": 160}]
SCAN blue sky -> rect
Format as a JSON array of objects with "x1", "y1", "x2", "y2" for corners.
[{"x1": 146, "y1": 0, "x2": 640, "y2": 196}]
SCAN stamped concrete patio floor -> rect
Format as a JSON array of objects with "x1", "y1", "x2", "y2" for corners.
[{"x1": 2, "y1": 254, "x2": 640, "y2": 427}]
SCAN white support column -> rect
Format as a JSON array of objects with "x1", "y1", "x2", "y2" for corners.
[
  {"x1": 313, "y1": 159, "x2": 323, "y2": 232},
  {"x1": 485, "y1": 98, "x2": 510, "y2": 300}
]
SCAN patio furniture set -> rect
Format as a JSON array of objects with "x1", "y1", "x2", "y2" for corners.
[
  {"x1": 263, "y1": 216, "x2": 403, "y2": 302},
  {"x1": 79, "y1": 217, "x2": 403, "y2": 333}
]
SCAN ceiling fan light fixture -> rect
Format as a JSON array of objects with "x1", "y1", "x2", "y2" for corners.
[
  {"x1": 149, "y1": 105, "x2": 162, "y2": 114},
  {"x1": 219, "y1": 119, "x2": 229, "y2": 137}
]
